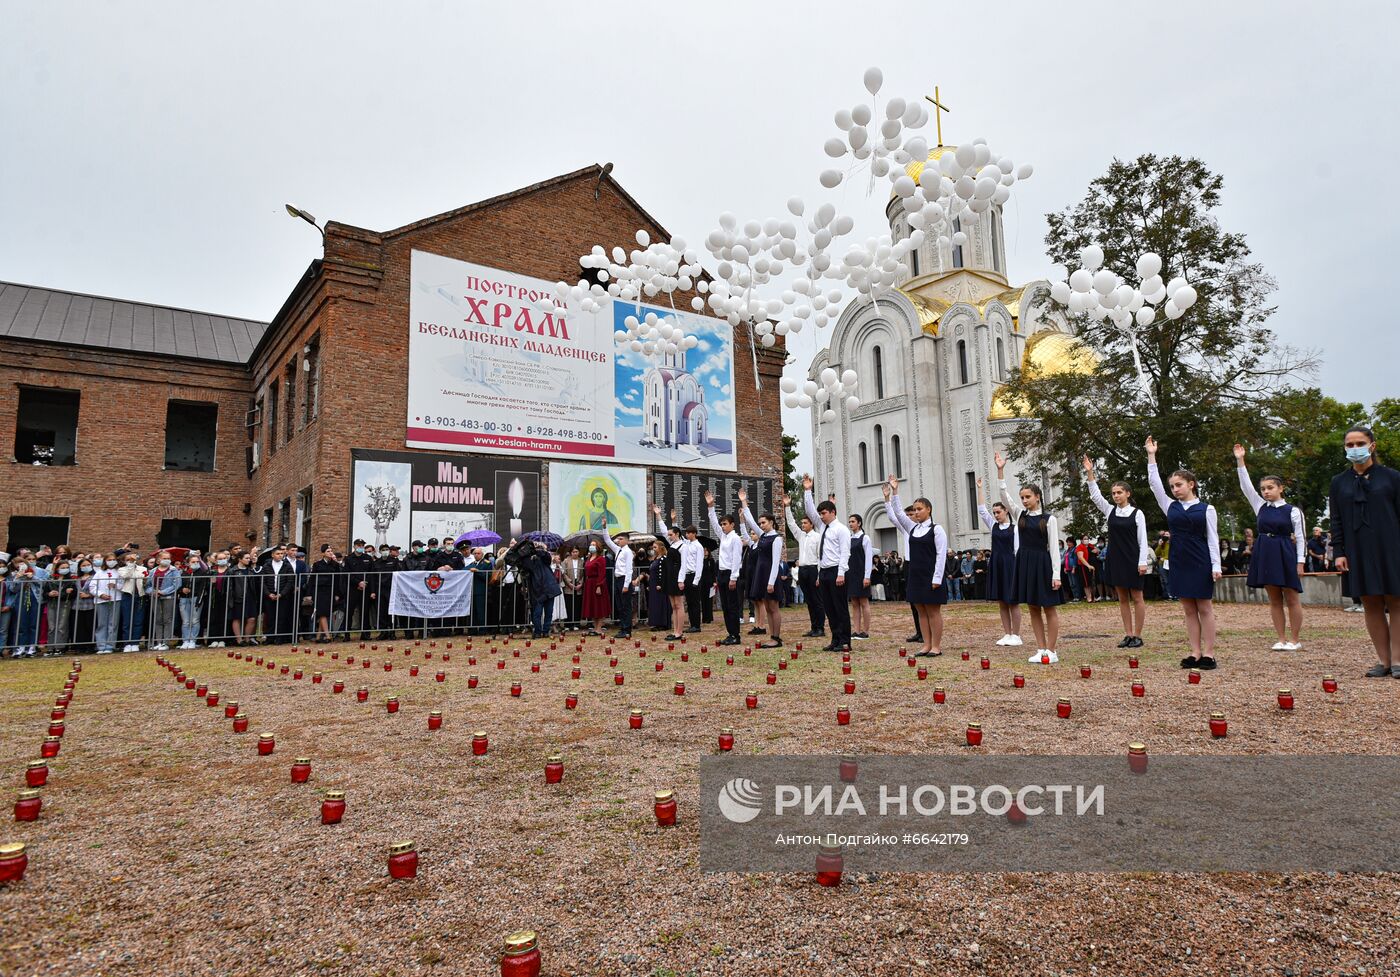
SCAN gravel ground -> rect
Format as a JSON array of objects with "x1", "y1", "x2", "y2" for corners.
[{"x1": 1, "y1": 601, "x2": 1398, "y2": 977}]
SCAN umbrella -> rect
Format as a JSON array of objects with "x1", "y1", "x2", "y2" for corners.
[
  {"x1": 523, "y1": 531, "x2": 564, "y2": 550},
  {"x1": 455, "y1": 529, "x2": 501, "y2": 547},
  {"x1": 562, "y1": 531, "x2": 606, "y2": 552},
  {"x1": 695, "y1": 534, "x2": 718, "y2": 550}
]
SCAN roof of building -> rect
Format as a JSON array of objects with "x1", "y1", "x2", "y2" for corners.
[
  {"x1": 988, "y1": 329, "x2": 1099, "y2": 422},
  {"x1": 0, "y1": 280, "x2": 269, "y2": 364}
]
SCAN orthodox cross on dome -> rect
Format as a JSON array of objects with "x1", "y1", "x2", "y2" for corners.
[{"x1": 924, "y1": 86, "x2": 951, "y2": 147}]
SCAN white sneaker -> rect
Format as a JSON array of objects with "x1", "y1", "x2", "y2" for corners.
[
  {"x1": 97, "y1": 648, "x2": 112, "y2": 654},
  {"x1": 1006, "y1": 634, "x2": 1023, "y2": 646},
  {"x1": 1029, "y1": 649, "x2": 1044, "y2": 663},
  {"x1": 1271, "y1": 641, "x2": 1287, "y2": 651},
  {"x1": 1285, "y1": 641, "x2": 1302, "y2": 651},
  {"x1": 1043, "y1": 650, "x2": 1060, "y2": 664},
  {"x1": 748, "y1": 617, "x2": 755, "y2": 624},
  {"x1": 995, "y1": 635, "x2": 1010, "y2": 646},
  {"x1": 154, "y1": 644, "x2": 168, "y2": 652}
]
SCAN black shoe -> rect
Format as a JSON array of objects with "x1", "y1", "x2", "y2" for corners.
[
  {"x1": 758, "y1": 639, "x2": 783, "y2": 649},
  {"x1": 1198, "y1": 656, "x2": 1217, "y2": 670},
  {"x1": 1180, "y1": 655, "x2": 1198, "y2": 668},
  {"x1": 665, "y1": 634, "x2": 683, "y2": 640},
  {"x1": 805, "y1": 630, "x2": 825, "y2": 638},
  {"x1": 1116, "y1": 636, "x2": 1132, "y2": 648},
  {"x1": 747, "y1": 627, "x2": 767, "y2": 635},
  {"x1": 905, "y1": 635, "x2": 921, "y2": 643},
  {"x1": 685, "y1": 627, "x2": 702, "y2": 633},
  {"x1": 1128, "y1": 636, "x2": 1144, "y2": 648},
  {"x1": 915, "y1": 650, "x2": 942, "y2": 658}
]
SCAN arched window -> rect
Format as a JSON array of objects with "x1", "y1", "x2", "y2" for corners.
[
  {"x1": 872, "y1": 345, "x2": 885, "y2": 400},
  {"x1": 996, "y1": 337, "x2": 1006, "y2": 380},
  {"x1": 858, "y1": 443, "x2": 869, "y2": 484},
  {"x1": 891, "y1": 434, "x2": 902, "y2": 478},
  {"x1": 952, "y1": 218, "x2": 964, "y2": 269},
  {"x1": 957, "y1": 340, "x2": 969, "y2": 385},
  {"x1": 990, "y1": 210, "x2": 1003, "y2": 274},
  {"x1": 874, "y1": 425, "x2": 885, "y2": 480}
]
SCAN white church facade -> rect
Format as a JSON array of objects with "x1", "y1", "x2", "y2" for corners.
[
  {"x1": 643, "y1": 346, "x2": 709, "y2": 447},
  {"x1": 809, "y1": 145, "x2": 1093, "y2": 555}
]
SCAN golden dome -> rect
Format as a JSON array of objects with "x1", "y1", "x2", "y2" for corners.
[
  {"x1": 988, "y1": 330, "x2": 1099, "y2": 422},
  {"x1": 905, "y1": 145, "x2": 958, "y2": 186}
]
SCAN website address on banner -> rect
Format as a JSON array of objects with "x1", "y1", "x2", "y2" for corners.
[{"x1": 406, "y1": 427, "x2": 614, "y2": 457}]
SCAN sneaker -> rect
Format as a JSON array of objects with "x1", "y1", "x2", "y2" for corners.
[
  {"x1": 1284, "y1": 642, "x2": 1302, "y2": 651},
  {"x1": 1128, "y1": 636, "x2": 1144, "y2": 648},
  {"x1": 1042, "y1": 650, "x2": 1060, "y2": 664},
  {"x1": 1346, "y1": 604, "x2": 1365, "y2": 613},
  {"x1": 995, "y1": 635, "x2": 1010, "y2": 646},
  {"x1": 1364, "y1": 663, "x2": 1391, "y2": 678},
  {"x1": 852, "y1": 633, "x2": 867, "y2": 641},
  {"x1": 1006, "y1": 635, "x2": 1024, "y2": 647},
  {"x1": 1271, "y1": 641, "x2": 1287, "y2": 651},
  {"x1": 1028, "y1": 650, "x2": 1045, "y2": 664},
  {"x1": 153, "y1": 644, "x2": 168, "y2": 652},
  {"x1": 97, "y1": 648, "x2": 113, "y2": 654},
  {"x1": 1117, "y1": 636, "x2": 1133, "y2": 648},
  {"x1": 1198, "y1": 656, "x2": 1217, "y2": 670},
  {"x1": 747, "y1": 617, "x2": 756, "y2": 624}
]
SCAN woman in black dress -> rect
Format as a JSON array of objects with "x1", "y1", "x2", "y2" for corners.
[
  {"x1": 883, "y1": 475, "x2": 948, "y2": 657},
  {"x1": 996, "y1": 452, "x2": 1064, "y2": 664},
  {"x1": 645, "y1": 541, "x2": 670, "y2": 631},
  {"x1": 310, "y1": 550, "x2": 343, "y2": 642},
  {"x1": 745, "y1": 511, "x2": 784, "y2": 649},
  {"x1": 228, "y1": 553, "x2": 262, "y2": 645},
  {"x1": 976, "y1": 476, "x2": 1022, "y2": 647},
  {"x1": 1082, "y1": 455, "x2": 1151, "y2": 648},
  {"x1": 1235, "y1": 443, "x2": 1306, "y2": 650},
  {"x1": 1329, "y1": 425, "x2": 1400, "y2": 677}
]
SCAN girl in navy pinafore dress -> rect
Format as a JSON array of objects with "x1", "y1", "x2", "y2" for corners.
[
  {"x1": 1146, "y1": 437, "x2": 1222, "y2": 669},
  {"x1": 1234, "y1": 443, "x2": 1305, "y2": 650},
  {"x1": 1082, "y1": 455, "x2": 1152, "y2": 649},
  {"x1": 975, "y1": 476, "x2": 1022, "y2": 647},
  {"x1": 995, "y1": 452, "x2": 1065, "y2": 665}
]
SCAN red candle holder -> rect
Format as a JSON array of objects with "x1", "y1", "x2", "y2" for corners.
[
  {"x1": 185, "y1": 677, "x2": 197, "y2": 689},
  {"x1": 571, "y1": 654, "x2": 580, "y2": 665},
  {"x1": 387, "y1": 840, "x2": 418, "y2": 879},
  {"x1": 841, "y1": 663, "x2": 852, "y2": 675},
  {"x1": 317, "y1": 649, "x2": 324, "y2": 657},
  {"x1": 222, "y1": 700, "x2": 239, "y2": 718},
  {"x1": 544, "y1": 754, "x2": 564, "y2": 784},
  {"x1": 496, "y1": 660, "x2": 506, "y2": 670},
  {"x1": 629, "y1": 709, "x2": 644, "y2": 730},
  {"x1": 354, "y1": 686, "x2": 368, "y2": 703},
  {"x1": 906, "y1": 656, "x2": 917, "y2": 668},
  {"x1": 1188, "y1": 669, "x2": 1202, "y2": 685},
  {"x1": 195, "y1": 684, "x2": 208, "y2": 697},
  {"x1": 530, "y1": 663, "x2": 540, "y2": 674},
  {"x1": 406, "y1": 665, "x2": 417, "y2": 677},
  {"x1": 680, "y1": 651, "x2": 689, "y2": 663},
  {"x1": 310, "y1": 671, "x2": 322, "y2": 684},
  {"x1": 960, "y1": 650, "x2": 970, "y2": 661},
  {"x1": 766, "y1": 671, "x2": 776, "y2": 685},
  {"x1": 227, "y1": 650, "x2": 235, "y2": 658},
  {"x1": 468, "y1": 656, "x2": 477, "y2": 666},
  {"x1": 47, "y1": 721, "x2": 64, "y2": 738},
  {"x1": 718, "y1": 728, "x2": 734, "y2": 752},
  {"x1": 254, "y1": 658, "x2": 263, "y2": 666},
  {"x1": 815, "y1": 840, "x2": 844, "y2": 887},
  {"x1": 40, "y1": 737, "x2": 60, "y2": 759},
  {"x1": 294, "y1": 670, "x2": 305, "y2": 680},
  {"x1": 1277, "y1": 688, "x2": 1294, "y2": 711},
  {"x1": 701, "y1": 666, "x2": 711, "y2": 678},
  {"x1": 965, "y1": 722, "x2": 983, "y2": 747},
  {"x1": 1080, "y1": 665, "x2": 1092, "y2": 679},
  {"x1": 571, "y1": 667, "x2": 581, "y2": 680},
  {"x1": 320, "y1": 789, "x2": 346, "y2": 824},
  {"x1": 1056, "y1": 697, "x2": 1072, "y2": 719},
  {"x1": 14, "y1": 789, "x2": 42, "y2": 822},
  {"x1": 1128, "y1": 742, "x2": 1148, "y2": 774},
  {"x1": 674, "y1": 681, "x2": 686, "y2": 696},
  {"x1": 614, "y1": 672, "x2": 624, "y2": 686},
  {"x1": 331, "y1": 653, "x2": 339, "y2": 660},
  {"x1": 1322, "y1": 674, "x2": 1338, "y2": 694},
  {"x1": 898, "y1": 648, "x2": 907, "y2": 659},
  {"x1": 386, "y1": 697, "x2": 400, "y2": 714},
  {"x1": 836, "y1": 706, "x2": 850, "y2": 726},
  {"x1": 933, "y1": 686, "x2": 946, "y2": 705},
  {"x1": 1128, "y1": 656, "x2": 1139, "y2": 669},
  {"x1": 207, "y1": 691, "x2": 221, "y2": 707},
  {"x1": 638, "y1": 649, "x2": 647, "y2": 658},
  {"x1": 1012, "y1": 674, "x2": 1025, "y2": 689},
  {"x1": 980, "y1": 657, "x2": 990, "y2": 670},
  {"x1": 468, "y1": 675, "x2": 479, "y2": 689},
  {"x1": 653, "y1": 789, "x2": 677, "y2": 827},
  {"x1": 667, "y1": 643, "x2": 674, "y2": 652},
  {"x1": 257, "y1": 733, "x2": 276, "y2": 756},
  {"x1": 844, "y1": 679, "x2": 855, "y2": 695},
  {"x1": 0, "y1": 842, "x2": 28, "y2": 883},
  {"x1": 609, "y1": 657, "x2": 618, "y2": 667},
  {"x1": 383, "y1": 662, "x2": 393, "y2": 673},
  {"x1": 726, "y1": 656, "x2": 735, "y2": 666},
  {"x1": 743, "y1": 647, "x2": 752, "y2": 657},
  {"x1": 510, "y1": 682, "x2": 522, "y2": 698},
  {"x1": 1131, "y1": 680, "x2": 1145, "y2": 698},
  {"x1": 1006, "y1": 801, "x2": 1028, "y2": 826},
  {"x1": 778, "y1": 659, "x2": 788, "y2": 671},
  {"x1": 842, "y1": 652, "x2": 851, "y2": 664},
  {"x1": 290, "y1": 758, "x2": 311, "y2": 783},
  {"x1": 472, "y1": 732, "x2": 489, "y2": 755},
  {"x1": 564, "y1": 693, "x2": 578, "y2": 710},
  {"x1": 1209, "y1": 712, "x2": 1228, "y2": 738},
  {"x1": 280, "y1": 666, "x2": 289, "y2": 675},
  {"x1": 25, "y1": 761, "x2": 48, "y2": 788},
  {"x1": 292, "y1": 646, "x2": 300, "y2": 654},
  {"x1": 513, "y1": 649, "x2": 521, "y2": 658},
  {"x1": 332, "y1": 679, "x2": 345, "y2": 694},
  {"x1": 232, "y1": 714, "x2": 249, "y2": 733},
  {"x1": 428, "y1": 710, "x2": 442, "y2": 731},
  {"x1": 362, "y1": 660, "x2": 372, "y2": 670},
  {"x1": 746, "y1": 691, "x2": 758, "y2": 710},
  {"x1": 839, "y1": 756, "x2": 858, "y2": 783}
]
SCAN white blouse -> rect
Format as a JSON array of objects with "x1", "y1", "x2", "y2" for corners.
[
  {"x1": 1147, "y1": 462, "x2": 1222, "y2": 575},
  {"x1": 998, "y1": 480, "x2": 1061, "y2": 582},
  {"x1": 1086, "y1": 478, "x2": 1152, "y2": 568},
  {"x1": 1236, "y1": 466, "x2": 1306, "y2": 564}
]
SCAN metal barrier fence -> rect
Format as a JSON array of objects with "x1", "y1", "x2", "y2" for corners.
[{"x1": 0, "y1": 567, "x2": 669, "y2": 657}]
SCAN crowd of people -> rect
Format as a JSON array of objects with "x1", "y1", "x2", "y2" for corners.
[{"x1": 5, "y1": 426, "x2": 1397, "y2": 675}]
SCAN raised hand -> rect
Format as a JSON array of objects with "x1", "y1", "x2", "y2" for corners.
[
  {"x1": 669, "y1": 507, "x2": 677, "y2": 521},
  {"x1": 1082, "y1": 454, "x2": 1095, "y2": 478},
  {"x1": 994, "y1": 451, "x2": 1006, "y2": 473},
  {"x1": 779, "y1": 493, "x2": 791, "y2": 508},
  {"x1": 652, "y1": 504, "x2": 661, "y2": 516},
  {"x1": 828, "y1": 493, "x2": 837, "y2": 503},
  {"x1": 736, "y1": 488, "x2": 747, "y2": 505},
  {"x1": 1145, "y1": 435, "x2": 1157, "y2": 458},
  {"x1": 881, "y1": 481, "x2": 892, "y2": 501},
  {"x1": 801, "y1": 474, "x2": 813, "y2": 492},
  {"x1": 1232, "y1": 443, "x2": 1246, "y2": 462},
  {"x1": 886, "y1": 473, "x2": 899, "y2": 493}
]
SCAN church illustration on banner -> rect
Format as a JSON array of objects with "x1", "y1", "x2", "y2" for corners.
[{"x1": 640, "y1": 343, "x2": 709, "y2": 448}]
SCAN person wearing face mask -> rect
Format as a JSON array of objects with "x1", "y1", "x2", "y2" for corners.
[
  {"x1": 86, "y1": 554, "x2": 121, "y2": 653},
  {"x1": 44, "y1": 559, "x2": 80, "y2": 654},
  {"x1": 147, "y1": 551, "x2": 182, "y2": 651},
  {"x1": 581, "y1": 539, "x2": 610, "y2": 636},
  {"x1": 114, "y1": 552, "x2": 148, "y2": 652},
  {"x1": 1329, "y1": 425, "x2": 1400, "y2": 678},
  {"x1": 374, "y1": 545, "x2": 406, "y2": 638},
  {"x1": 6, "y1": 557, "x2": 47, "y2": 656},
  {"x1": 72, "y1": 558, "x2": 97, "y2": 653},
  {"x1": 177, "y1": 555, "x2": 207, "y2": 650},
  {"x1": 344, "y1": 539, "x2": 376, "y2": 641},
  {"x1": 203, "y1": 552, "x2": 233, "y2": 647}
]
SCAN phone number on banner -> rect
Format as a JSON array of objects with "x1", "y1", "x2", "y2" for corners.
[{"x1": 422, "y1": 418, "x2": 607, "y2": 441}]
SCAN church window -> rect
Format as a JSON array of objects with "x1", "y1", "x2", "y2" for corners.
[
  {"x1": 910, "y1": 243, "x2": 920, "y2": 277},
  {"x1": 965, "y1": 472, "x2": 978, "y2": 525},
  {"x1": 891, "y1": 435, "x2": 902, "y2": 478},
  {"x1": 957, "y1": 340, "x2": 969, "y2": 385},
  {"x1": 996, "y1": 337, "x2": 1006, "y2": 380},
  {"x1": 874, "y1": 425, "x2": 885, "y2": 479},
  {"x1": 858, "y1": 443, "x2": 869, "y2": 484},
  {"x1": 873, "y1": 346, "x2": 885, "y2": 400},
  {"x1": 991, "y1": 211, "x2": 1004, "y2": 274},
  {"x1": 952, "y1": 218, "x2": 964, "y2": 269}
]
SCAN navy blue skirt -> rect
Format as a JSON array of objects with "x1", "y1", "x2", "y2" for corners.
[
  {"x1": 1013, "y1": 548, "x2": 1064, "y2": 607},
  {"x1": 1247, "y1": 535, "x2": 1302, "y2": 592}
]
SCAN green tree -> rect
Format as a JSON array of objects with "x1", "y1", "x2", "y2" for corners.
[{"x1": 997, "y1": 154, "x2": 1316, "y2": 530}]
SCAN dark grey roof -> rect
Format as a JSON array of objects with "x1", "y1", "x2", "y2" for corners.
[{"x1": 0, "y1": 281, "x2": 269, "y2": 364}]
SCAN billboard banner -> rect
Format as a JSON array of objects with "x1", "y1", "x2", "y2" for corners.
[
  {"x1": 548, "y1": 462, "x2": 648, "y2": 536},
  {"x1": 650, "y1": 470, "x2": 777, "y2": 532},
  {"x1": 349, "y1": 448, "x2": 541, "y2": 549},
  {"x1": 406, "y1": 249, "x2": 736, "y2": 471}
]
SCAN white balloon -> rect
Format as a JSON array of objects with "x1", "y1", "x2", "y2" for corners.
[
  {"x1": 1016, "y1": 163, "x2": 1034, "y2": 180},
  {"x1": 802, "y1": 380, "x2": 818, "y2": 397},
  {"x1": 851, "y1": 103, "x2": 871, "y2": 126},
  {"x1": 1165, "y1": 277, "x2": 1187, "y2": 297},
  {"x1": 1136, "y1": 252, "x2": 1162, "y2": 280},
  {"x1": 1092, "y1": 269, "x2": 1117, "y2": 295},
  {"x1": 952, "y1": 231, "x2": 968, "y2": 247},
  {"x1": 974, "y1": 176, "x2": 998, "y2": 199},
  {"x1": 834, "y1": 109, "x2": 853, "y2": 131},
  {"x1": 863, "y1": 66, "x2": 883, "y2": 94},
  {"x1": 1164, "y1": 301, "x2": 1182, "y2": 320},
  {"x1": 1173, "y1": 285, "x2": 1198, "y2": 309},
  {"x1": 954, "y1": 144, "x2": 976, "y2": 168},
  {"x1": 845, "y1": 396, "x2": 861, "y2": 411},
  {"x1": 832, "y1": 214, "x2": 855, "y2": 236},
  {"x1": 1050, "y1": 281, "x2": 1072, "y2": 305},
  {"x1": 824, "y1": 137, "x2": 847, "y2": 159},
  {"x1": 954, "y1": 175, "x2": 976, "y2": 199},
  {"x1": 787, "y1": 197, "x2": 805, "y2": 217},
  {"x1": 783, "y1": 394, "x2": 799, "y2": 409},
  {"x1": 1135, "y1": 306, "x2": 1155, "y2": 327},
  {"x1": 798, "y1": 394, "x2": 813, "y2": 409},
  {"x1": 892, "y1": 175, "x2": 916, "y2": 198},
  {"x1": 635, "y1": 229, "x2": 650, "y2": 247},
  {"x1": 885, "y1": 96, "x2": 906, "y2": 120},
  {"x1": 841, "y1": 369, "x2": 858, "y2": 386},
  {"x1": 820, "y1": 368, "x2": 838, "y2": 386},
  {"x1": 822, "y1": 408, "x2": 836, "y2": 422},
  {"x1": 1140, "y1": 275, "x2": 1163, "y2": 295},
  {"x1": 1079, "y1": 244, "x2": 1105, "y2": 271}
]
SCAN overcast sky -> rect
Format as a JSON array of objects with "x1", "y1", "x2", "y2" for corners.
[{"x1": 4, "y1": 1, "x2": 1395, "y2": 474}]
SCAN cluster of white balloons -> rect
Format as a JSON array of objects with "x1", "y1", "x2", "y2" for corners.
[
  {"x1": 535, "y1": 280, "x2": 607, "y2": 317},
  {"x1": 613, "y1": 309, "x2": 698, "y2": 358},
  {"x1": 780, "y1": 368, "x2": 860, "y2": 424},
  {"x1": 579, "y1": 229, "x2": 704, "y2": 307},
  {"x1": 1048, "y1": 244, "x2": 1200, "y2": 398}
]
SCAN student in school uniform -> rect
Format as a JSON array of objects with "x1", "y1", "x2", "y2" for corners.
[
  {"x1": 1328, "y1": 425, "x2": 1400, "y2": 678},
  {"x1": 846, "y1": 514, "x2": 874, "y2": 640},
  {"x1": 653, "y1": 506, "x2": 687, "y2": 641},
  {"x1": 1234, "y1": 443, "x2": 1306, "y2": 650},
  {"x1": 784, "y1": 505, "x2": 826, "y2": 639},
  {"x1": 706, "y1": 491, "x2": 745, "y2": 645},
  {"x1": 996, "y1": 452, "x2": 1064, "y2": 664},
  {"x1": 744, "y1": 508, "x2": 785, "y2": 649},
  {"x1": 737, "y1": 491, "x2": 770, "y2": 636},
  {"x1": 602, "y1": 531, "x2": 636, "y2": 639},
  {"x1": 1146, "y1": 436, "x2": 1222, "y2": 669},
  {"x1": 1082, "y1": 455, "x2": 1152, "y2": 648},
  {"x1": 975, "y1": 476, "x2": 1022, "y2": 647},
  {"x1": 882, "y1": 474, "x2": 947, "y2": 658},
  {"x1": 800, "y1": 475, "x2": 851, "y2": 652},
  {"x1": 678, "y1": 523, "x2": 705, "y2": 634}
]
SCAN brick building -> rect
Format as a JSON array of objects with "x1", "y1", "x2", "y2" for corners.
[{"x1": 0, "y1": 165, "x2": 785, "y2": 554}]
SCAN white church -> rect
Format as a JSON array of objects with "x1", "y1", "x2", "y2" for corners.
[
  {"x1": 809, "y1": 144, "x2": 1096, "y2": 555},
  {"x1": 642, "y1": 344, "x2": 709, "y2": 447}
]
